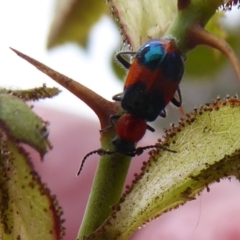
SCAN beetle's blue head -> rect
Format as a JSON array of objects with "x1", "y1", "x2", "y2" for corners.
[{"x1": 136, "y1": 39, "x2": 166, "y2": 71}]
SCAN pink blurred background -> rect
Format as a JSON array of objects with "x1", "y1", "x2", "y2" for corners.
[
  {"x1": 2, "y1": 1, "x2": 240, "y2": 239},
  {"x1": 30, "y1": 106, "x2": 240, "y2": 240}
]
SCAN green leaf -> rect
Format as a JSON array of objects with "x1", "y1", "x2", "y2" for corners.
[
  {"x1": 47, "y1": 0, "x2": 107, "y2": 49},
  {"x1": 0, "y1": 84, "x2": 61, "y2": 102},
  {"x1": 0, "y1": 94, "x2": 51, "y2": 157},
  {"x1": 108, "y1": 0, "x2": 177, "y2": 50},
  {"x1": 0, "y1": 136, "x2": 64, "y2": 239},
  {"x1": 85, "y1": 95, "x2": 240, "y2": 239}
]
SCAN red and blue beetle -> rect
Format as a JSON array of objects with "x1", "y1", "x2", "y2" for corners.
[{"x1": 77, "y1": 37, "x2": 184, "y2": 175}]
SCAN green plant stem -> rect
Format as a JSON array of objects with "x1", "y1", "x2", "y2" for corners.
[
  {"x1": 77, "y1": 130, "x2": 131, "y2": 239},
  {"x1": 164, "y1": 0, "x2": 223, "y2": 54}
]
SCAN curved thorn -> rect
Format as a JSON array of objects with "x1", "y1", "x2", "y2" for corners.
[{"x1": 10, "y1": 47, "x2": 117, "y2": 128}]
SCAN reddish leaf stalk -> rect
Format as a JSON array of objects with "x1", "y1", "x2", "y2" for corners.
[
  {"x1": 178, "y1": 0, "x2": 191, "y2": 10},
  {"x1": 186, "y1": 24, "x2": 240, "y2": 82}
]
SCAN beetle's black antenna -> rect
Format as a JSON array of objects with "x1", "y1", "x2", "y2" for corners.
[
  {"x1": 76, "y1": 149, "x2": 116, "y2": 176},
  {"x1": 77, "y1": 145, "x2": 176, "y2": 176},
  {"x1": 134, "y1": 144, "x2": 177, "y2": 156}
]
